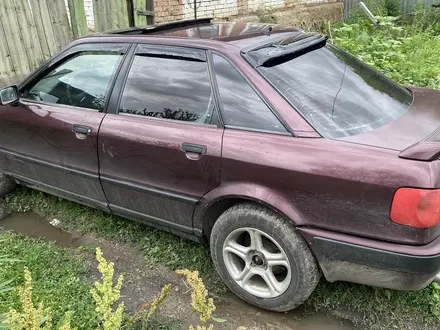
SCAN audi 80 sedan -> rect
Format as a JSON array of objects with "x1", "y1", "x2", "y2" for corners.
[{"x1": 1, "y1": 18, "x2": 440, "y2": 312}]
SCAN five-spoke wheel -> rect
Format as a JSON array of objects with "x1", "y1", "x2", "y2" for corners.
[
  {"x1": 210, "y1": 203, "x2": 320, "y2": 312},
  {"x1": 223, "y1": 227, "x2": 291, "y2": 298}
]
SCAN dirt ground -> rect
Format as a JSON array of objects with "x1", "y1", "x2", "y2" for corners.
[{"x1": 0, "y1": 212, "x2": 355, "y2": 330}]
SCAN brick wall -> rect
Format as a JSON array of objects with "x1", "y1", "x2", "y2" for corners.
[{"x1": 154, "y1": 0, "x2": 340, "y2": 23}]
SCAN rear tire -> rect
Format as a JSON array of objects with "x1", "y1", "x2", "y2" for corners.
[
  {"x1": 210, "y1": 202, "x2": 320, "y2": 312},
  {"x1": 0, "y1": 172, "x2": 16, "y2": 197}
]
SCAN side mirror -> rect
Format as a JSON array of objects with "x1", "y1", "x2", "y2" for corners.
[{"x1": 0, "y1": 86, "x2": 19, "y2": 106}]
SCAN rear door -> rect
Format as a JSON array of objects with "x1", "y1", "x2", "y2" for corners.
[
  {"x1": 98, "y1": 44, "x2": 223, "y2": 234},
  {"x1": 0, "y1": 44, "x2": 128, "y2": 208}
]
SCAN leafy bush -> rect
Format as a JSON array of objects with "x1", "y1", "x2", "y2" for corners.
[
  {"x1": 412, "y1": 7, "x2": 440, "y2": 35},
  {"x1": 346, "y1": 0, "x2": 401, "y2": 22},
  {"x1": 176, "y1": 270, "x2": 217, "y2": 330},
  {"x1": 330, "y1": 16, "x2": 440, "y2": 90},
  {"x1": 1, "y1": 245, "x2": 187, "y2": 329},
  {"x1": 129, "y1": 284, "x2": 172, "y2": 328},
  {"x1": 91, "y1": 248, "x2": 124, "y2": 330},
  {"x1": 7, "y1": 268, "x2": 72, "y2": 330},
  {"x1": 0, "y1": 234, "x2": 97, "y2": 329}
]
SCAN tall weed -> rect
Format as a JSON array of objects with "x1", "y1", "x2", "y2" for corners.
[{"x1": 331, "y1": 16, "x2": 440, "y2": 89}]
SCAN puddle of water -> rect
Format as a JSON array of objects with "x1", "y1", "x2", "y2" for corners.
[
  {"x1": 216, "y1": 293, "x2": 355, "y2": 330},
  {"x1": 0, "y1": 212, "x2": 83, "y2": 248},
  {"x1": 296, "y1": 314, "x2": 354, "y2": 330}
]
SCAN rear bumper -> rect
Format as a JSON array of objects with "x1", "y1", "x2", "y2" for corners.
[{"x1": 299, "y1": 228, "x2": 440, "y2": 290}]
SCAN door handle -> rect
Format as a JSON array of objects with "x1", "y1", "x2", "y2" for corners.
[
  {"x1": 181, "y1": 143, "x2": 207, "y2": 154},
  {"x1": 72, "y1": 124, "x2": 92, "y2": 135}
]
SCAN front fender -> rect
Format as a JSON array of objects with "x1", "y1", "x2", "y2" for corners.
[{"x1": 193, "y1": 182, "x2": 307, "y2": 231}]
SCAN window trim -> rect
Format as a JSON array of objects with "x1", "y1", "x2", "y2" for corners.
[
  {"x1": 118, "y1": 112, "x2": 219, "y2": 128},
  {"x1": 107, "y1": 44, "x2": 137, "y2": 115},
  {"x1": 225, "y1": 125, "x2": 292, "y2": 136},
  {"x1": 206, "y1": 50, "x2": 224, "y2": 128},
  {"x1": 113, "y1": 43, "x2": 222, "y2": 128},
  {"x1": 135, "y1": 44, "x2": 207, "y2": 62},
  {"x1": 209, "y1": 51, "x2": 293, "y2": 136},
  {"x1": 18, "y1": 43, "x2": 131, "y2": 113}
]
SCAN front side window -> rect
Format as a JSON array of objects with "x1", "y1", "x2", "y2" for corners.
[
  {"x1": 213, "y1": 54, "x2": 287, "y2": 133},
  {"x1": 22, "y1": 50, "x2": 123, "y2": 111},
  {"x1": 119, "y1": 48, "x2": 215, "y2": 124},
  {"x1": 257, "y1": 45, "x2": 413, "y2": 138}
]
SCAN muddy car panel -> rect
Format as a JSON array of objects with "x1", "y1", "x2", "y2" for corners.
[{"x1": 0, "y1": 101, "x2": 108, "y2": 208}]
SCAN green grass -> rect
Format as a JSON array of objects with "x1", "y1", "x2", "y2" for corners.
[
  {"x1": 0, "y1": 232, "x2": 97, "y2": 329},
  {"x1": 5, "y1": 188, "x2": 440, "y2": 329},
  {"x1": 5, "y1": 188, "x2": 222, "y2": 290},
  {"x1": 308, "y1": 281, "x2": 438, "y2": 329},
  {"x1": 0, "y1": 228, "x2": 181, "y2": 330}
]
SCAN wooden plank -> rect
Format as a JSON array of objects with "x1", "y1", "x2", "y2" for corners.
[
  {"x1": 30, "y1": 0, "x2": 58, "y2": 57},
  {"x1": 133, "y1": 0, "x2": 146, "y2": 26},
  {"x1": 53, "y1": 0, "x2": 73, "y2": 48},
  {"x1": 0, "y1": 4, "x2": 15, "y2": 86},
  {"x1": 146, "y1": 0, "x2": 154, "y2": 25},
  {"x1": 127, "y1": 0, "x2": 135, "y2": 27},
  {"x1": 68, "y1": 0, "x2": 88, "y2": 38},
  {"x1": 0, "y1": 0, "x2": 30, "y2": 78},
  {"x1": 93, "y1": 0, "x2": 106, "y2": 32},
  {"x1": 93, "y1": 0, "x2": 129, "y2": 31},
  {"x1": 114, "y1": 0, "x2": 128, "y2": 30},
  {"x1": 16, "y1": 0, "x2": 45, "y2": 69},
  {"x1": 46, "y1": 0, "x2": 72, "y2": 52},
  {"x1": 92, "y1": 0, "x2": 100, "y2": 32},
  {"x1": 104, "y1": 0, "x2": 113, "y2": 31}
]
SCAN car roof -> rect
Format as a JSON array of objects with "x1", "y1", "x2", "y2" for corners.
[{"x1": 86, "y1": 18, "x2": 303, "y2": 51}]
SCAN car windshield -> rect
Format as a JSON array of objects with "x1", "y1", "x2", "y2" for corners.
[{"x1": 257, "y1": 44, "x2": 413, "y2": 138}]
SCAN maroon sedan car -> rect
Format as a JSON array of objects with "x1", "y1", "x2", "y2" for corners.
[{"x1": 1, "y1": 18, "x2": 440, "y2": 312}]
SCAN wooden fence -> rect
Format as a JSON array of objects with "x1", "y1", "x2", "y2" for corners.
[
  {"x1": 0, "y1": 0, "x2": 151, "y2": 86},
  {"x1": 0, "y1": 0, "x2": 72, "y2": 85}
]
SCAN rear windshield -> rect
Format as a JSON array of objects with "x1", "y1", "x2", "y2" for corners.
[{"x1": 257, "y1": 45, "x2": 413, "y2": 138}]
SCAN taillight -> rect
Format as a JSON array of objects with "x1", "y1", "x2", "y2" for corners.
[{"x1": 391, "y1": 188, "x2": 440, "y2": 228}]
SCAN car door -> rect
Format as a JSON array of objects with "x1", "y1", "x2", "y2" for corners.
[
  {"x1": 98, "y1": 44, "x2": 223, "y2": 235},
  {"x1": 0, "y1": 43, "x2": 129, "y2": 209}
]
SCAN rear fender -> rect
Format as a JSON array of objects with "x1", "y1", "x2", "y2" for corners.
[{"x1": 193, "y1": 182, "x2": 306, "y2": 233}]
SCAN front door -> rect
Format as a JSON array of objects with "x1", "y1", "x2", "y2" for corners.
[
  {"x1": 0, "y1": 44, "x2": 129, "y2": 208},
  {"x1": 99, "y1": 44, "x2": 223, "y2": 233}
]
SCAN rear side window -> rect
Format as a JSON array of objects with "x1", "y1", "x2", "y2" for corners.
[
  {"x1": 119, "y1": 47, "x2": 215, "y2": 124},
  {"x1": 257, "y1": 45, "x2": 413, "y2": 138},
  {"x1": 213, "y1": 54, "x2": 287, "y2": 133}
]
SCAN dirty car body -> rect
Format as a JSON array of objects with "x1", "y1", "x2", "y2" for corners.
[{"x1": 1, "y1": 19, "x2": 440, "y2": 310}]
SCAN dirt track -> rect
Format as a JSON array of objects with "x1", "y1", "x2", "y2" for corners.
[{"x1": 0, "y1": 212, "x2": 355, "y2": 330}]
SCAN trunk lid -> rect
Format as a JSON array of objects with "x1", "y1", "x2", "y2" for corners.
[{"x1": 338, "y1": 87, "x2": 440, "y2": 160}]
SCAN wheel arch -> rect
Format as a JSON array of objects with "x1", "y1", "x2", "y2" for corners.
[{"x1": 193, "y1": 183, "x2": 306, "y2": 240}]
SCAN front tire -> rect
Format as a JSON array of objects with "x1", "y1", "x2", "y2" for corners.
[
  {"x1": 0, "y1": 172, "x2": 15, "y2": 197},
  {"x1": 210, "y1": 203, "x2": 320, "y2": 312}
]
